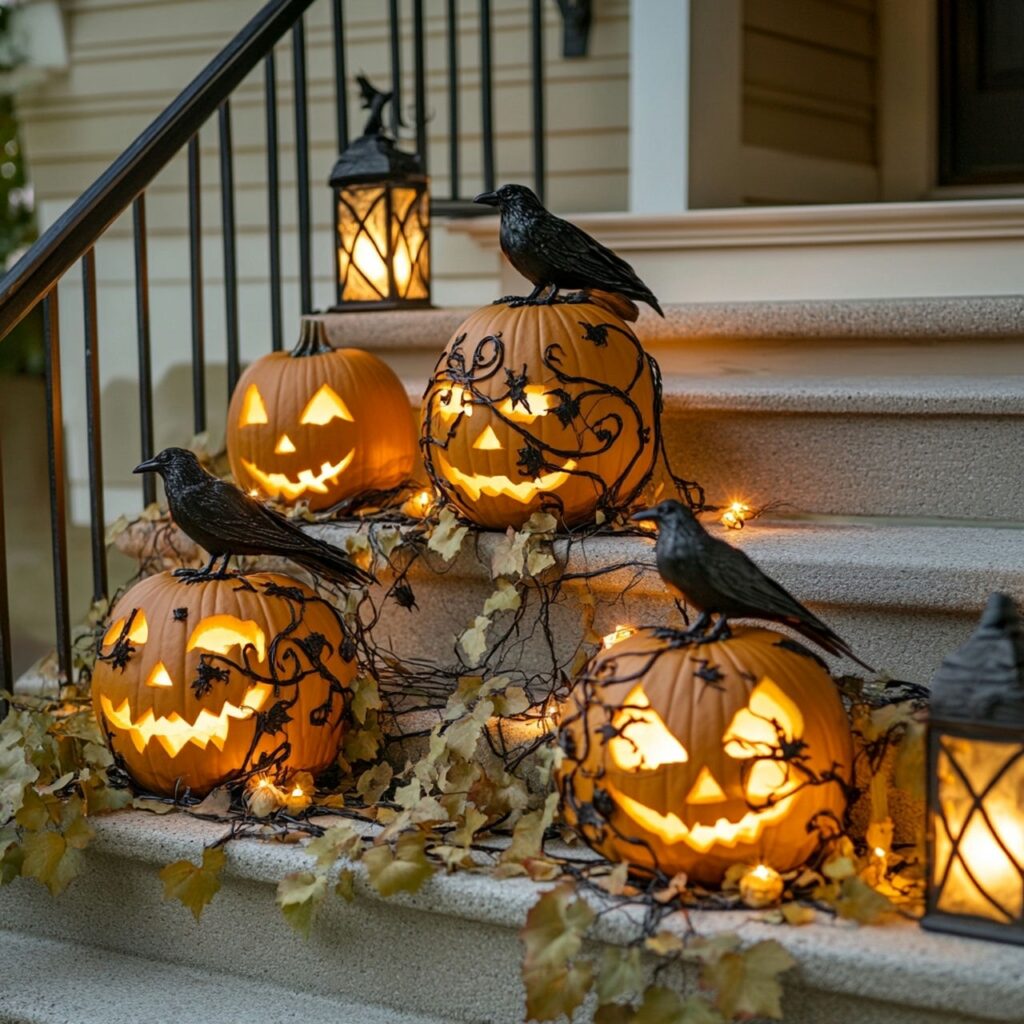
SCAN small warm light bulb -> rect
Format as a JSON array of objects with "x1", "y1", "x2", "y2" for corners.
[
  {"x1": 249, "y1": 488, "x2": 260, "y2": 499},
  {"x1": 402, "y1": 488, "x2": 435, "y2": 519},
  {"x1": 602, "y1": 625, "x2": 635, "y2": 650},
  {"x1": 720, "y1": 501, "x2": 752, "y2": 530},
  {"x1": 873, "y1": 847, "x2": 887, "y2": 859},
  {"x1": 739, "y1": 863, "x2": 784, "y2": 908}
]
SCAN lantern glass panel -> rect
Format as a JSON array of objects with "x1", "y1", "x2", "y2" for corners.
[
  {"x1": 933, "y1": 733, "x2": 1024, "y2": 923},
  {"x1": 390, "y1": 186, "x2": 429, "y2": 300},
  {"x1": 337, "y1": 185, "x2": 390, "y2": 302}
]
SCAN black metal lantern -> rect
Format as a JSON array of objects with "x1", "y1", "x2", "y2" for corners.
[
  {"x1": 923, "y1": 593, "x2": 1024, "y2": 944},
  {"x1": 328, "y1": 76, "x2": 430, "y2": 311}
]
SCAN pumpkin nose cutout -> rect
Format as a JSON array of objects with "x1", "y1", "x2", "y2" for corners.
[
  {"x1": 275, "y1": 434, "x2": 297, "y2": 454},
  {"x1": 685, "y1": 766, "x2": 727, "y2": 804},
  {"x1": 473, "y1": 425, "x2": 504, "y2": 451},
  {"x1": 146, "y1": 662, "x2": 174, "y2": 688}
]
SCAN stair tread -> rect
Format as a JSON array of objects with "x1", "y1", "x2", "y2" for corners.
[
  {"x1": 314, "y1": 520, "x2": 1024, "y2": 611},
  {"x1": 6, "y1": 811, "x2": 1019, "y2": 1023},
  {"x1": 0, "y1": 927, "x2": 445, "y2": 1024}
]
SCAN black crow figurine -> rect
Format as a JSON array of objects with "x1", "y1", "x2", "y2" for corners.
[
  {"x1": 633, "y1": 500, "x2": 873, "y2": 671},
  {"x1": 134, "y1": 448, "x2": 374, "y2": 588},
  {"x1": 474, "y1": 183, "x2": 664, "y2": 316}
]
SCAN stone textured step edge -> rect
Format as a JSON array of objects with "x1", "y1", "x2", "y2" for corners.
[
  {"x1": 0, "y1": 928, "x2": 447, "y2": 1024},
  {"x1": 4, "y1": 811, "x2": 1018, "y2": 1023},
  {"x1": 317, "y1": 295, "x2": 1024, "y2": 352}
]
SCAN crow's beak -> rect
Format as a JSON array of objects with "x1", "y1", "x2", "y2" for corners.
[
  {"x1": 630, "y1": 508, "x2": 660, "y2": 523},
  {"x1": 474, "y1": 190, "x2": 500, "y2": 208},
  {"x1": 133, "y1": 457, "x2": 160, "y2": 475}
]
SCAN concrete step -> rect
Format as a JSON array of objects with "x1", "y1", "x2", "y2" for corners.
[
  {"x1": 1, "y1": 812, "x2": 1020, "y2": 1024},
  {"x1": 316, "y1": 296, "x2": 1024, "y2": 522},
  {"x1": 0, "y1": 929, "x2": 445, "y2": 1024},
  {"x1": 446, "y1": 201, "x2": 1024, "y2": 303},
  {"x1": 311, "y1": 518, "x2": 1024, "y2": 685}
]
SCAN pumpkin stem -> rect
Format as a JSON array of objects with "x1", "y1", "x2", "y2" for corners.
[{"x1": 291, "y1": 318, "x2": 335, "y2": 358}]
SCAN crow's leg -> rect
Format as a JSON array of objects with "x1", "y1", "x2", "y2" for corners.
[
  {"x1": 685, "y1": 611, "x2": 711, "y2": 636},
  {"x1": 705, "y1": 616, "x2": 732, "y2": 642},
  {"x1": 174, "y1": 552, "x2": 219, "y2": 582},
  {"x1": 495, "y1": 282, "x2": 549, "y2": 307},
  {"x1": 543, "y1": 285, "x2": 561, "y2": 305},
  {"x1": 212, "y1": 554, "x2": 233, "y2": 578}
]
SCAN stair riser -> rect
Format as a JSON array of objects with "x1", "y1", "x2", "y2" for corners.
[
  {"x1": 355, "y1": 547, "x2": 978, "y2": 686},
  {"x1": 662, "y1": 407, "x2": 1024, "y2": 522},
  {"x1": 0, "y1": 845, "x2": 991, "y2": 1024}
]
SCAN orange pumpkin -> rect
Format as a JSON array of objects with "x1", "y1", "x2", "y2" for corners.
[
  {"x1": 557, "y1": 627, "x2": 853, "y2": 886},
  {"x1": 420, "y1": 301, "x2": 659, "y2": 529},
  {"x1": 91, "y1": 571, "x2": 354, "y2": 796},
  {"x1": 227, "y1": 319, "x2": 417, "y2": 510}
]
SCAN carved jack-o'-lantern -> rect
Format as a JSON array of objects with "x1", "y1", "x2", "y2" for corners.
[
  {"x1": 558, "y1": 627, "x2": 853, "y2": 885},
  {"x1": 420, "y1": 301, "x2": 659, "y2": 529},
  {"x1": 227, "y1": 319, "x2": 417, "y2": 510},
  {"x1": 91, "y1": 571, "x2": 354, "y2": 796}
]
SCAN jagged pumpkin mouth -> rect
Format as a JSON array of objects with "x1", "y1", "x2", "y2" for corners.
[
  {"x1": 607, "y1": 784, "x2": 796, "y2": 853},
  {"x1": 100, "y1": 683, "x2": 274, "y2": 758},
  {"x1": 436, "y1": 451, "x2": 578, "y2": 503},
  {"x1": 242, "y1": 451, "x2": 355, "y2": 502}
]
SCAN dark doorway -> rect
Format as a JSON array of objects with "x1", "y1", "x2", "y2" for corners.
[{"x1": 939, "y1": 0, "x2": 1024, "y2": 185}]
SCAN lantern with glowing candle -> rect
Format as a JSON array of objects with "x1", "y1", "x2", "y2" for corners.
[
  {"x1": 923, "y1": 593, "x2": 1024, "y2": 945},
  {"x1": 328, "y1": 75, "x2": 430, "y2": 311},
  {"x1": 557, "y1": 626, "x2": 853, "y2": 886}
]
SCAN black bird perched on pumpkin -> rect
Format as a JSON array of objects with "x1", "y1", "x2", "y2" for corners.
[
  {"x1": 633, "y1": 500, "x2": 874, "y2": 671},
  {"x1": 134, "y1": 448, "x2": 374, "y2": 588},
  {"x1": 474, "y1": 183, "x2": 664, "y2": 317}
]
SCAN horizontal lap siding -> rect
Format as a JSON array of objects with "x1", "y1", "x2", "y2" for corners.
[{"x1": 741, "y1": 0, "x2": 880, "y2": 203}]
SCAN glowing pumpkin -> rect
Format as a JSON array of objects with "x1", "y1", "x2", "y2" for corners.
[
  {"x1": 557, "y1": 627, "x2": 853, "y2": 885},
  {"x1": 420, "y1": 301, "x2": 659, "y2": 529},
  {"x1": 91, "y1": 571, "x2": 354, "y2": 796},
  {"x1": 227, "y1": 319, "x2": 417, "y2": 510}
]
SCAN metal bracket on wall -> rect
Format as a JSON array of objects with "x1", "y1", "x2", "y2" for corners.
[{"x1": 554, "y1": 0, "x2": 592, "y2": 58}]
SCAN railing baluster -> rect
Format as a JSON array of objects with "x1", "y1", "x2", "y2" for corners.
[
  {"x1": 480, "y1": 0, "x2": 495, "y2": 193},
  {"x1": 446, "y1": 0, "x2": 460, "y2": 200},
  {"x1": 531, "y1": 0, "x2": 546, "y2": 203},
  {"x1": 82, "y1": 248, "x2": 107, "y2": 603},
  {"x1": 133, "y1": 195, "x2": 155, "y2": 508},
  {"x1": 0, "y1": 438, "x2": 11, "y2": 707},
  {"x1": 187, "y1": 134, "x2": 207, "y2": 431},
  {"x1": 219, "y1": 101, "x2": 240, "y2": 394},
  {"x1": 413, "y1": 0, "x2": 427, "y2": 169},
  {"x1": 388, "y1": 0, "x2": 402, "y2": 138},
  {"x1": 292, "y1": 18, "x2": 312, "y2": 315},
  {"x1": 331, "y1": 0, "x2": 348, "y2": 151},
  {"x1": 42, "y1": 290, "x2": 72, "y2": 689},
  {"x1": 265, "y1": 53, "x2": 283, "y2": 351}
]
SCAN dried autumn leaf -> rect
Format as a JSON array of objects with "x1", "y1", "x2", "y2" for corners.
[
  {"x1": 428, "y1": 507, "x2": 469, "y2": 562},
  {"x1": 491, "y1": 528, "x2": 528, "y2": 578},
  {"x1": 20, "y1": 830, "x2": 83, "y2": 895},
  {"x1": 277, "y1": 870, "x2": 327, "y2": 937},
  {"x1": 523, "y1": 512, "x2": 557, "y2": 535},
  {"x1": 633, "y1": 987, "x2": 723, "y2": 1024},
  {"x1": 701, "y1": 939, "x2": 794, "y2": 1021},
  {"x1": 159, "y1": 845, "x2": 227, "y2": 922},
  {"x1": 645, "y1": 931, "x2": 684, "y2": 956},
  {"x1": 459, "y1": 615, "x2": 492, "y2": 666},
  {"x1": 305, "y1": 823, "x2": 361, "y2": 869},
  {"x1": 351, "y1": 675, "x2": 382, "y2": 725},
  {"x1": 483, "y1": 579, "x2": 522, "y2": 615},
  {"x1": 520, "y1": 883, "x2": 596, "y2": 1022},
  {"x1": 335, "y1": 868, "x2": 356, "y2": 902},
  {"x1": 595, "y1": 946, "x2": 645, "y2": 1004},
  {"x1": 363, "y1": 832, "x2": 434, "y2": 897},
  {"x1": 526, "y1": 546, "x2": 556, "y2": 577},
  {"x1": 835, "y1": 876, "x2": 895, "y2": 924},
  {"x1": 357, "y1": 762, "x2": 393, "y2": 805},
  {"x1": 780, "y1": 902, "x2": 816, "y2": 926},
  {"x1": 499, "y1": 792, "x2": 558, "y2": 870}
]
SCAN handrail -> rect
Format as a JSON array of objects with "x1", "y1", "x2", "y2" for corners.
[{"x1": 0, "y1": 0, "x2": 317, "y2": 341}]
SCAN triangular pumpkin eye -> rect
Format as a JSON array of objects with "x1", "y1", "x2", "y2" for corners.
[
  {"x1": 239, "y1": 384, "x2": 268, "y2": 426},
  {"x1": 610, "y1": 685, "x2": 689, "y2": 770},
  {"x1": 300, "y1": 384, "x2": 354, "y2": 425},
  {"x1": 722, "y1": 678, "x2": 803, "y2": 759}
]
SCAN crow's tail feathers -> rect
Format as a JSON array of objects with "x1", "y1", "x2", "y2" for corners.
[
  {"x1": 293, "y1": 538, "x2": 376, "y2": 589},
  {"x1": 797, "y1": 621, "x2": 875, "y2": 674}
]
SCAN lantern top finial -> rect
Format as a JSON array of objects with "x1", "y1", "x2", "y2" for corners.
[
  {"x1": 930, "y1": 592, "x2": 1024, "y2": 726},
  {"x1": 328, "y1": 74, "x2": 425, "y2": 186}
]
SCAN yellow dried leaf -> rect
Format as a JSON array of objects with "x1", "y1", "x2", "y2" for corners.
[
  {"x1": 276, "y1": 870, "x2": 327, "y2": 937},
  {"x1": 159, "y1": 846, "x2": 226, "y2": 922}
]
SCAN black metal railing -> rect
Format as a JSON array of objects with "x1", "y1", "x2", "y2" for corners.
[{"x1": 0, "y1": 0, "x2": 590, "y2": 702}]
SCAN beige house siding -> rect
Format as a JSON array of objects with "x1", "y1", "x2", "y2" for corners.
[{"x1": 741, "y1": 0, "x2": 880, "y2": 203}]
